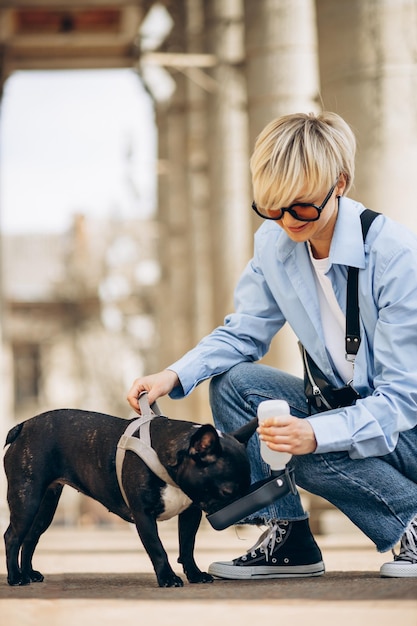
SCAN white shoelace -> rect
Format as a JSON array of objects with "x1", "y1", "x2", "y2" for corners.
[
  {"x1": 394, "y1": 515, "x2": 417, "y2": 563},
  {"x1": 244, "y1": 521, "x2": 289, "y2": 563}
]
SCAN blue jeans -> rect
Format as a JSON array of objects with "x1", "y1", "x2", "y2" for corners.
[{"x1": 209, "y1": 362, "x2": 417, "y2": 552}]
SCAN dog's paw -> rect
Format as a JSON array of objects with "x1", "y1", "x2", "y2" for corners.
[
  {"x1": 158, "y1": 573, "x2": 184, "y2": 588},
  {"x1": 7, "y1": 573, "x2": 30, "y2": 586},
  {"x1": 187, "y1": 571, "x2": 214, "y2": 584},
  {"x1": 29, "y1": 570, "x2": 44, "y2": 583}
]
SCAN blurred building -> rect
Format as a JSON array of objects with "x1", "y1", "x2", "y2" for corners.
[
  {"x1": 1, "y1": 213, "x2": 160, "y2": 523},
  {"x1": 3, "y1": 214, "x2": 160, "y2": 421}
]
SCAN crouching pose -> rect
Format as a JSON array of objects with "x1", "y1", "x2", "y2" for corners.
[{"x1": 128, "y1": 111, "x2": 417, "y2": 579}]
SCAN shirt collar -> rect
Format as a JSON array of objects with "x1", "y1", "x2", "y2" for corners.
[{"x1": 329, "y1": 197, "x2": 367, "y2": 269}]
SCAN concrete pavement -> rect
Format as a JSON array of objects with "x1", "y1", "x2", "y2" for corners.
[{"x1": 1, "y1": 517, "x2": 416, "y2": 626}]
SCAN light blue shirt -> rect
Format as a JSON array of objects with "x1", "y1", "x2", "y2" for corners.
[{"x1": 169, "y1": 197, "x2": 417, "y2": 459}]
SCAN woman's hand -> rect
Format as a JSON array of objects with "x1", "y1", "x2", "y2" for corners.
[
  {"x1": 257, "y1": 414, "x2": 317, "y2": 455},
  {"x1": 127, "y1": 369, "x2": 180, "y2": 413}
]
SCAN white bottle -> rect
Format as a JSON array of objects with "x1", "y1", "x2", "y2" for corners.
[{"x1": 258, "y1": 400, "x2": 293, "y2": 471}]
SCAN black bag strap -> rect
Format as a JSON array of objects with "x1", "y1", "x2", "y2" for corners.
[{"x1": 345, "y1": 209, "x2": 380, "y2": 359}]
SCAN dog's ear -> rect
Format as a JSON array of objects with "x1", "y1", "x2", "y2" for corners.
[
  {"x1": 230, "y1": 417, "x2": 258, "y2": 446},
  {"x1": 188, "y1": 424, "x2": 222, "y2": 464}
]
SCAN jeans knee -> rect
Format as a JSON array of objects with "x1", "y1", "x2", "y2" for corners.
[
  {"x1": 209, "y1": 364, "x2": 258, "y2": 431},
  {"x1": 209, "y1": 363, "x2": 251, "y2": 401},
  {"x1": 291, "y1": 455, "x2": 320, "y2": 492},
  {"x1": 209, "y1": 370, "x2": 225, "y2": 398},
  {"x1": 208, "y1": 371, "x2": 227, "y2": 406}
]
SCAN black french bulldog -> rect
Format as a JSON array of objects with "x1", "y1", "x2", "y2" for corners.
[{"x1": 3, "y1": 409, "x2": 257, "y2": 588}]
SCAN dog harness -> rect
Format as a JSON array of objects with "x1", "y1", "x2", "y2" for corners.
[{"x1": 115, "y1": 393, "x2": 192, "y2": 516}]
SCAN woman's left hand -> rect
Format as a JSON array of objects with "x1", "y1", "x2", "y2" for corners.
[{"x1": 257, "y1": 415, "x2": 317, "y2": 455}]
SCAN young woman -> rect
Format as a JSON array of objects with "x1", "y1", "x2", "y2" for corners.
[{"x1": 128, "y1": 111, "x2": 417, "y2": 579}]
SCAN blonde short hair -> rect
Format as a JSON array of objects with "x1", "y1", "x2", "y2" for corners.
[{"x1": 250, "y1": 111, "x2": 356, "y2": 211}]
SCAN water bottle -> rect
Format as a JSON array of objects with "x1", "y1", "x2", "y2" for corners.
[{"x1": 258, "y1": 400, "x2": 293, "y2": 471}]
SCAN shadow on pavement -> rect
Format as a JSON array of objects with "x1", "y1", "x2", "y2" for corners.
[{"x1": 1, "y1": 571, "x2": 416, "y2": 600}]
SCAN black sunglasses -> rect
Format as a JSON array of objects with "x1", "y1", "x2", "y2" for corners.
[{"x1": 252, "y1": 180, "x2": 338, "y2": 222}]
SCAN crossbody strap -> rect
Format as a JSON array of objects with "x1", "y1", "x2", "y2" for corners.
[{"x1": 345, "y1": 209, "x2": 380, "y2": 360}]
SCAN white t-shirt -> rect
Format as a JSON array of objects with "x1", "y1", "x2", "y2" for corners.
[{"x1": 308, "y1": 244, "x2": 354, "y2": 383}]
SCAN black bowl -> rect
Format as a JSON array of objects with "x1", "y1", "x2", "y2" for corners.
[{"x1": 207, "y1": 467, "x2": 296, "y2": 531}]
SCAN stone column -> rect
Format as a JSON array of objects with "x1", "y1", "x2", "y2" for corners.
[
  {"x1": 153, "y1": 1, "x2": 198, "y2": 420},
  {"x1": 185, "y1": 0, "x2": 214, "y2": 342},
  {"x1": 244, "y1": 0, "x2": 320, "y2": 375},
  {"x1": 316, "y1": 0, "x2": 417, "y2": 229},
  {"x1": 155, "y1": 84, "x2": 192, "y2": 371},
  {"x1": 153, "y1": 0, "x2": 216, "y2": 420},
  {"x1": 205, "y1": 0, "x2": 252, "y2": 318},
  {"x1": 244, "y1": 0, "x2": 320, "y2": 143},
  {"x1": 183, "y1": 0, "x2": 215, "y2": 418}
]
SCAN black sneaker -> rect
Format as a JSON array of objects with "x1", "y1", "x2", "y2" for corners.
[
  {"x1": 380, "y1": 515, "x2": 417, "y2": 578},
  {"x1": 208, "y1": 518, "x2": 325, "y2": 579}
]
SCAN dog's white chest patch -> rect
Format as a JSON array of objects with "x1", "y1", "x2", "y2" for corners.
[{"x1": 157, "y1": 485, "x2": 192, "y2": 521}]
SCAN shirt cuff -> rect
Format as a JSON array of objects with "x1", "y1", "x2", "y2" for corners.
[
  {"x1": 306, "y1": 411, "x2": 352, "y2": 454},
  {"x1": 167, "y1": 353, "x2": 208, "y2": 398}
]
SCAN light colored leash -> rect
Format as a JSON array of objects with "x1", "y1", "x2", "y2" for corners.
[{"x1": 115, "y1": 392, "x2": 178, "y2": 507}]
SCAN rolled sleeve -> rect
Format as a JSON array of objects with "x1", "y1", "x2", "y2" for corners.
[{"x1": 167, "y1": 250, "x2": 286, "y2": 399}]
